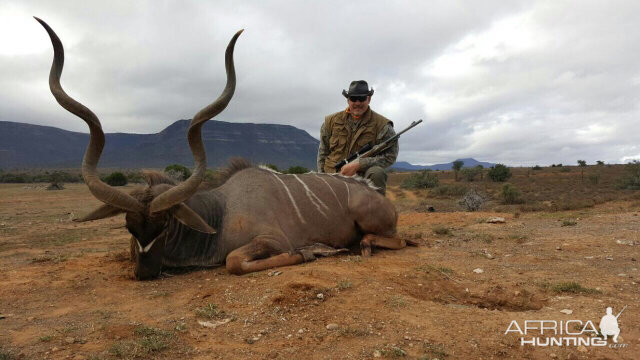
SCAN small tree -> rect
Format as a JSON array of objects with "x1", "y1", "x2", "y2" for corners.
[
  {"x1": 488, "y1": 164, "x2": 512, "y2": 182},
  {"x1": 286, "y1": 166, "x2": 309, "y2": 174},
  {"x1": 452, "y1": 160, "x2": 464, "y2": 182},
  {"x1": 577, "y1": 160, "x2": 587, "y2": 180},
  {"x1": 104, "y1": 172, "x2": 128, "y2": 186},
  {"x1": 596, "y1": 160, "x2": 604, "y2": 166},
  {"x1": 165, "y1": 164, "x2": 192, "y2": 181},
  {"x1": 265, "y1": 164, "x2": 279, "y2": 172},
  {"x1": 476, "y1": 165, "x2": 484, "y2": 180},
  {"x1": 532, "y1": 165, "x2": 542, "y2": 170},
  {"x1": 47, "y1": 171, "x2": 65, "y2": 190}
]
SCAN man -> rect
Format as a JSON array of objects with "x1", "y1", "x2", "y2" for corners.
[
  {"x1": 317, "y1": 80, "x2": 398, "y2": 194},
  {"x1": 599, "y1": 307, "x2": 621, "y2": 343}
]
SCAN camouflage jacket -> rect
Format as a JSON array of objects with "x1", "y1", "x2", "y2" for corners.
[{"x1": 317, "y1": 108, "x2": 398, "y2": 173}]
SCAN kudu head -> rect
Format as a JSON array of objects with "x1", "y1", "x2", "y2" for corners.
[{"x1": 35, "y1": 17, "x2": 242, "y2": 280}]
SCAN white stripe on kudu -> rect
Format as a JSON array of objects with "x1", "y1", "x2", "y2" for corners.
[
  {"x1": 314, "y1": 174, "x2": 343, "y2": 210},
  {"x1": 293, "y1": 175, "x2": 328, "y2": 218},
  {"x1": 271, "y1": 173, "x2": 306, "y2": 224},
  {"x1": 137, "y1": 238, "x2": 157, "y2": 254},
  {"x1": 345, "y1": 181, "x2": 350, "y2": 207}
]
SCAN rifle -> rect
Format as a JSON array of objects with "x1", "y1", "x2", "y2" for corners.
[
  {"x1": 616, "y1": 305, "x2": 628, "y2": 319},
  {"x1": 334, "y1": 119, "x2": 423, "y2": 171}
]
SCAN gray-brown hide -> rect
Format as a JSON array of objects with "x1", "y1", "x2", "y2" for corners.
[{"x1": 36, "y1": 18, "x2": 410, "y2": 280}]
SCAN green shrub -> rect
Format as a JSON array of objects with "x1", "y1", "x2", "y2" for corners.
[
  {"x1": 618, "y1": 160, "x2": 640, "y2": 190},
  {"x1": 286, "y1": 166, "x2": 309, "y2": 174},
  {"x1": 265, "y1": 164, "x2": 279, "y2": 172},
  {"x1": 400, "y1": 170, "x2": 439, "y2": 189},
  {"x1": 460, "y1": 167, "x2": 482, "y2": 182},
  {"x1": 532, "y1": 165, "x2": 542, "y2": 170},
  {"x1": 104, "y1": 172, "x2": 128, "y2": 186},
  {"x1": 501, "y1": 183, "x2": 523, "y2": 204},
  {"x1": 164, "y1": 164, "x2": 192, "y2": 181},
  {"x1": 488, "y1": 164, "x2": 512, "y2": 182},
  {"x1": 551, "y1": 281, "x2": 600, "y2": 294}
]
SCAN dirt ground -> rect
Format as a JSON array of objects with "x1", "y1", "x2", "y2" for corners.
[{"x1": 0, "y1": 182, "x2": 638, "y2": 359}]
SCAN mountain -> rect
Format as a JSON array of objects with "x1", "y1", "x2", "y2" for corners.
[
  {"x1": 391, "y1": 158, "x2": 496, "y2": 171},
  {"x1": 0, "y1": 120, "x2": 319, "y2": 170}
]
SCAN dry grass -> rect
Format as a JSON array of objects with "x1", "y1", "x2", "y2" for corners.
[{"x1": 388, "y1": 164, "x2": 637, "y2": 213}]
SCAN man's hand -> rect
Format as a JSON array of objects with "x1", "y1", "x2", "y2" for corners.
[{"x1": 340, "y1": 160, "x2": 361, "y2": 176}]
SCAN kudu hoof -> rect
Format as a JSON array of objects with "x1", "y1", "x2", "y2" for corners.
[{"x1": 296, "y1": 243, "x2": 348, "y2": 262}]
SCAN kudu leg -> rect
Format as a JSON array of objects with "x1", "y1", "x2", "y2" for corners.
[
  {"x1": 225, "y1": 237, "x2": 304, "y2": 275},
  {"x1": 360, "y1": 234, "x2": 418, "y2": 257}
]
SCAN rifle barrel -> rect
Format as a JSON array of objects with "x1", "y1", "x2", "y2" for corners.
[{"x1": 616, "y1": 305, "x2": 628, "y2": 319}]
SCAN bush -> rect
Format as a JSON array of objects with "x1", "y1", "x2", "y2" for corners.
[
  {"x1": 265, "y1": 164, "x2": 279, "y2": 172},
  {"x1": 165, "y1": 164, "x2": 192, "y2": 181},
  {"x1": 458, "y1": 188, "x2": 485, "y2": 211},
  {"x1": 0, "y1": 170, "x2": 84, "y2": 184},
  {"x1": 532, "y1": 165, "x2": 542, "y2": 170},
  {"x1": 501, "y1": 183, "x2": 523, "y2": 204},
  {"x1": 0, "y1": 172, "x2": 29, "y2": 183},
  {"x1": 618, "y1": 160, "x2": 640, "y2": 190},
  {"x1": 126, "y1": 171, "x2": 146, "y2": 184},
  {"x1": 104, "y1": 172, "x2": 128, "y2": 186},
  {"x1": 488, "y1": 164, "x2": 512, "y2": 182},
  {"x1": 400, "y1": 170, "x2": 439, "y2": 189},
  {"x1": 286, "y1": 166, "x2": 309, "y2": 174},
  {"x1": 429, "y1": 184, "x2": 468, "y2": 197},
  {"x1": 460, "y1": 167, "x2": 482, "y2": 182}
]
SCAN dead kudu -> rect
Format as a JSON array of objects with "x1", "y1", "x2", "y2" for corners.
[{"x1": 36, "y1": 18, "x2": 414, "y2": 280}]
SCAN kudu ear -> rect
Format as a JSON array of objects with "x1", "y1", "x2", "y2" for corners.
[
  {"x1": 74, "y1": 204, "x2": 124, "y2": 222},
  {"x1": 170, "y1": 203, "x2": 217, "y2": 234}
]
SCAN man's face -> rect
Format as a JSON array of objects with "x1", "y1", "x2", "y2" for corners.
[{"x1": 347, "y1": 95, "x2": 371, "y2": 117}]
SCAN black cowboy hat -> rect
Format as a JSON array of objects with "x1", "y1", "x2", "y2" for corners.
[{"x1": 342, "y1": 80, "x2": 374, "y2": 98}]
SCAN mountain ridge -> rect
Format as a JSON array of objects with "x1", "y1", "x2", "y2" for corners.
[
  {"x1": 0, "y1": 120, "x2": 319, "y2": 170},
  {"x1": 391, "y1": 158, "x2": 496, "y2": 171}
]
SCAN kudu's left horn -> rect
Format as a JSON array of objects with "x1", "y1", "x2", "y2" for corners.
[
  {"x1": 35, "y1": 17, "x2": 143, "y2": 213},
  {"x1": 149, "y1": 29, "x2": 243, "y2": 214}
]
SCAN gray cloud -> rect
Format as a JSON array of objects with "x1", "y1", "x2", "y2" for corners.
[{"x1": 1, "y1": 0, "x2": 638, "y2": 165}]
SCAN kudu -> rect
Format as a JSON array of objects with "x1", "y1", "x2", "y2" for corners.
[{"x1": 36, "y1": 18, "x2": 414, "y2": 280}]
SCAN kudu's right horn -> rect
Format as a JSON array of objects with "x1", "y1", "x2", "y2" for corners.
[{"x1": 35, "y1": 17, "x2": 143, "y2": 213}]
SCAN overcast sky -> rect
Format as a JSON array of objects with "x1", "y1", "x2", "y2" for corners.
[{"x1": 1, "y1": 1, "x2": 639, "y2": 166}]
